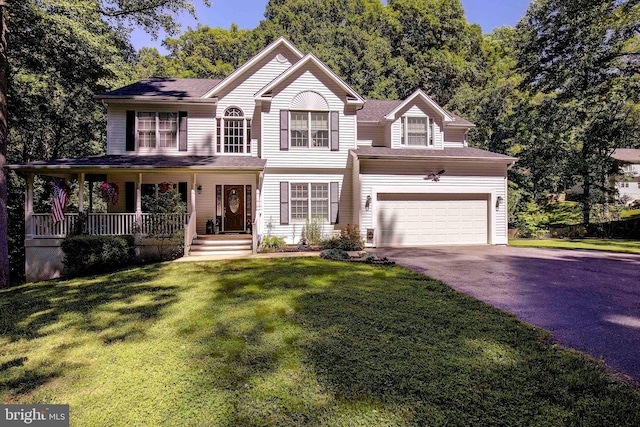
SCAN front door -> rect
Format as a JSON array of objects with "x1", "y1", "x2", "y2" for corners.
[{"x1": 224, "y1": 185, "x2": 245, "y2": 232}]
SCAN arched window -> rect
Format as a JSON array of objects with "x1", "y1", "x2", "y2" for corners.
[{"x1": 217, "y1": 107, "x2": 251, "y2": 154}]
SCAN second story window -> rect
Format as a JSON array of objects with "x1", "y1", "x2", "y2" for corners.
[
  {"x1": 217, "y1": 107, "x2": 251, "y2": 154},
  {"x1": 291, "y1": 111, "x2": 329, "y2": 148},
  {"x1": 137, "y1": 112, "x2": 177, "y2": 148},
  {"x1": 401, "y1": 116, "x2": 434, "y2": 147}
]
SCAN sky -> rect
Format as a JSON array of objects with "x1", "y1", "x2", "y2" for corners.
[{"x1": 130, "y1": 0, "x2": 532, "y2": 54}]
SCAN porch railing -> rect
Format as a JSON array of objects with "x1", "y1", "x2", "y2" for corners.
[{"x1": 31, "y1": 213, "x2": 189, "y2": 238}]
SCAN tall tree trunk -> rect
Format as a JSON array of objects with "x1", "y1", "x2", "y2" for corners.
[{"x1": 0, "y1": 1, "x2": 9, "y2": 288}]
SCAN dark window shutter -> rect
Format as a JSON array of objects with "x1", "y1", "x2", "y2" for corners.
[
  {"x1": 178, "y1": 182, "x2": 188, "y2": 205},
  {"x1": 280, "y1": 110, "x2": 289, "y2": 151},
  {"x1": 330, "y1": 111, "x2": 339, "y2": 151},
  {"x1": 178, "y1": 111, "x2": 188, "y2": 151},
  {"x1": 126, "y1": 110, "x2": 135, "y2": 151},
  {"x1": 330, "y1": 182, "x2": 339, "y2": 224},
  {"x1": 125, "y1": 182, "x2": 135, "y2": 212},
  {"x1": 280, "y1": 182, "x2": 289, "y2": 225}
]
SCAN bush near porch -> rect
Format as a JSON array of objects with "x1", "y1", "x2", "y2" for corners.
[
  {"x1": 61, "y1": 235, "x2": 135, "y2": 277},
  {"x1": 1, "y1": 259, "x2": 639, "y2": 426}
]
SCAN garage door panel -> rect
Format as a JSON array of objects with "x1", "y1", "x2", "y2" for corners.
[{"x1": 377, "y1": 195, "x2": 488, "y2": 247}]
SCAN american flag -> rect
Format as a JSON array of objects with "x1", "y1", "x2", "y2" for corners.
[{"x1": 51, "y1": 182, "x2": 69, "y2": 223}]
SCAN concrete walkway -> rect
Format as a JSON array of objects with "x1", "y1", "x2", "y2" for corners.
[{"x1": 372, "y1": 246, "x2": 640, "y2": 382}]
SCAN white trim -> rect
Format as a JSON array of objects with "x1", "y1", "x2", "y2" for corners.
[
  {"x1": 383, "y1": 89, "x2": 454, "y2": 123},
  {"x1": 202, "y1": 37, "x2": 304, "y2": 99},
  {"x1": 369, "y1": 186, "x2": 497, "y2": 246},
  {"x1": 255, "y1": 53, "x2": 365, "y2": 104}
]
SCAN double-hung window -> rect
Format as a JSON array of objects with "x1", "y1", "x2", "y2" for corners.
[
  {"x1": 137, "y1": 112, "x2": 177, "y2": 148},
  {"x1": 291, "y1": 111, "x2": 329, "y2": 148},
  {"x1": 290, "y1": 183, "x2": 329, "y2": 221},
  {"x1": 401, "y1": 116, "x2": 435, "y2": 147}
]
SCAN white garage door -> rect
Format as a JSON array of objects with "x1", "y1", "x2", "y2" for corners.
[{"x1": 376, "y1": 194, "x2": 489, "y2": 246}]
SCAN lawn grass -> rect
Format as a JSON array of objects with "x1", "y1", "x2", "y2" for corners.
[
  {"x1": 621, "y1": 209, "x2": 640, "y2": 219},
  {"x1": 510, "y1": 238, "x2": 640, "y2": 254},
  {"x1": 1, "y1": 259, "x2": 639, "y2": 426}
]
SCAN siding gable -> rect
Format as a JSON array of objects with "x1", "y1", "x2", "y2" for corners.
[{"x1": 261, "y1": 67, "x2": 357, "y2": 169}]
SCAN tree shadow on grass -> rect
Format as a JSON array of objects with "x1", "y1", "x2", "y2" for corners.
[
  {"x1": 291, "y1": 265, "x2": 640, "y2": 426},
  {"x1": 0, "y1": 262, "x2": 180, "y2": 398}
]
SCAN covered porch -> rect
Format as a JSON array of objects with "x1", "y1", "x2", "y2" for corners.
[{"x1": 9, "y1": 155, "x2": 266, "y2": 281}]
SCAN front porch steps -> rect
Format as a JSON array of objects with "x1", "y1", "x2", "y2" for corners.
[{"x1": 187, "y1": 234, "x2": 253, "y2": 257}]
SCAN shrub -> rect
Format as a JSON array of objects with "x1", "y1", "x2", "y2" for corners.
[
  {"x1": 320, "y1": 224, "x2": 364, "y2": 251},
  {"x1": 320, "y1": 248, "x2": 349, "y2": 260},
  {"x1": 260, "y1": 235, "x2": 286, "y2": 251},
  {"x1": 305, "y1": 216, "x2": 324, "y2": 245},
  {"x1": 61, "y1": 235, "x2": 136, "y2": 277}
]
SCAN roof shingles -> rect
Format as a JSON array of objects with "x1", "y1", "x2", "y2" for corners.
[{"x1": 98, "y1": 78, "x2": 222, "y2": 99}]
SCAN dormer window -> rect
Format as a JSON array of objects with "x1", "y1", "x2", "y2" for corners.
[
  {"x1": 216, "y1": 107, "x2": 252, "y2": 154},
  {"x1": 401, "y1": 116, "x2": 435, "y2": 147}
]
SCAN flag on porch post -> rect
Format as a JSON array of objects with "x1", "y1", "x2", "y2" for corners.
[{"x1": 51, "y1": 181, "x2": 69, "y2": 223}]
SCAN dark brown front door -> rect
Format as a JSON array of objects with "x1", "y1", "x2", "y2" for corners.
[{"x1": 224, "y1": 185, "x2": 244, "y2": 231}]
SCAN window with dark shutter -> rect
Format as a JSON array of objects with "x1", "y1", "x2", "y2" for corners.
[
  {"x1": 330, "y1": 111, "x2": 339, "y2": 151},
  {"x1": 125, "y1": 182, "x2": 135, "y2": 212},
  {"x1": 178, "y1": 111, "x2": 188, "y2": 151},
  {"x1": 330, "y1": 182, "x2": 339, "y2": 224},
  {"x1": 280, "y1": 182, "x2": 289, "y2": 224},
  {"x1": 280, "y1": 110, "x2": 289, "y2": 151},
  {"x1": 126, "y1": 110, "x2": 135, "y2": 151}
]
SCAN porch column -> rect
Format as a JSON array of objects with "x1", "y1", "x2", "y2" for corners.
[
  {"x1": 135, "y1": 173, "x2": 142, "y2": 228},
  {"x1": 25, "y1": 173, "x2": 34, "y2": 238},
  {"x1": 191, "y1": 174, "x2": 197, "y2": 213},
  {"x1": 78, "y1": 173, "x2": 85, "y2": 212}
]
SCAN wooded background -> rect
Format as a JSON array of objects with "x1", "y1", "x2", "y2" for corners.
[{"x1": 3, "y1": 0, "x2": 639, "y2": 285}]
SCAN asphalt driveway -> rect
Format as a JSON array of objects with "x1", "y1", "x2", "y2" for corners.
[{"x1": 373, "y1": 246, "x2": 640, "y2": 382}]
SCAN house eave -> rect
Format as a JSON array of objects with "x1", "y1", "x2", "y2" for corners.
[{"x1": 95, "y1": 96, "x2": 219, "y2": 104}]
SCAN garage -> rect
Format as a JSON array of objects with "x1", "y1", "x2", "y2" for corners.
[{"x1": 376, "y1": 193, "x2": 489, "y2": 246}]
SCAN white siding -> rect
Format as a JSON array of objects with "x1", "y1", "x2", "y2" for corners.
[
  {"x1": 357, "y1": 123, "x2": 386, "y2": 147},
  {"x1": 444, "y1": 128, "x2": 467, "y2": 148},
  {"x1": 358, "y1": 161, "x2": 508, "y2": 245},
  {"x1": 193, "y1": 174, "x2": 257, "y2": 234},
  {"x1": 261, "y1": 68, "x2": 357, "y2": 169},
  {"x1": 106, "y1": 173, "x2": 193, "y2": 214},
  {"x1": 107, "y1": 106, "x2": 127, "y2": 154},
  {"x1": 216, "y1": 46, "x2": 298, "y2": 157},
  {"x1": 389, "y1": 104, "x2": 444, "y2": 149},
  {"x1": 106, "y1": 104, "x2": 217, "y2": 156},
  {"x1": 260, "y1": 170, "x2": 352, "y2": 244}
]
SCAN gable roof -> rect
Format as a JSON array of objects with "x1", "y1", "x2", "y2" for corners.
[
  {"x1": 357, "y1": 98, "x2": 474, "y2": 127},
  {"x1": 97, "y1": 78, "x2": 222, "y2": 99},
  {"x1": 613, "y1": 148, "x2": 640, "y2": 164},
  {"x1": 383, "y1": 89, "x2": 454, "y2": 123},
  {"x1": 202, "y1": 36, "x2": 304, "y2": 98},
  {"x1": 254, "y1": 53, "x2": 365, "y2": 105}
]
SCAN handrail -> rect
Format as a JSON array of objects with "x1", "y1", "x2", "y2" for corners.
[{"x1": 184, "y1": 212, "x2": 197, "y2": 256}]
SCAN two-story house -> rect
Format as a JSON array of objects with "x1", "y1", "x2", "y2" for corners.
[
  {"x1": 613, "y1": 148, "x2": 640, "y2": 204},
  {"x1": 10, "y1": 37, "x2": 516, "y2": 281}
]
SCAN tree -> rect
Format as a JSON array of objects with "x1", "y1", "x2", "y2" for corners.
[
  {"x1": 2, "y1": 0, "x2": 210, "y2": 287},
  {"x1": 515, "y1": 0, "x2": 640, "y2": 225},
  {"x1": 0, "y1": 0, "x2": 8, "y2": 288}
]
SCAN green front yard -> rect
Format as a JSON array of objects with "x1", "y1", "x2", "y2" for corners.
[
  {"x1": 1, "y1": 259, "x2": 639, "y2": 426},
  {"x1": 510, "y1": 238, "x2": 640, "y2": 254}
]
